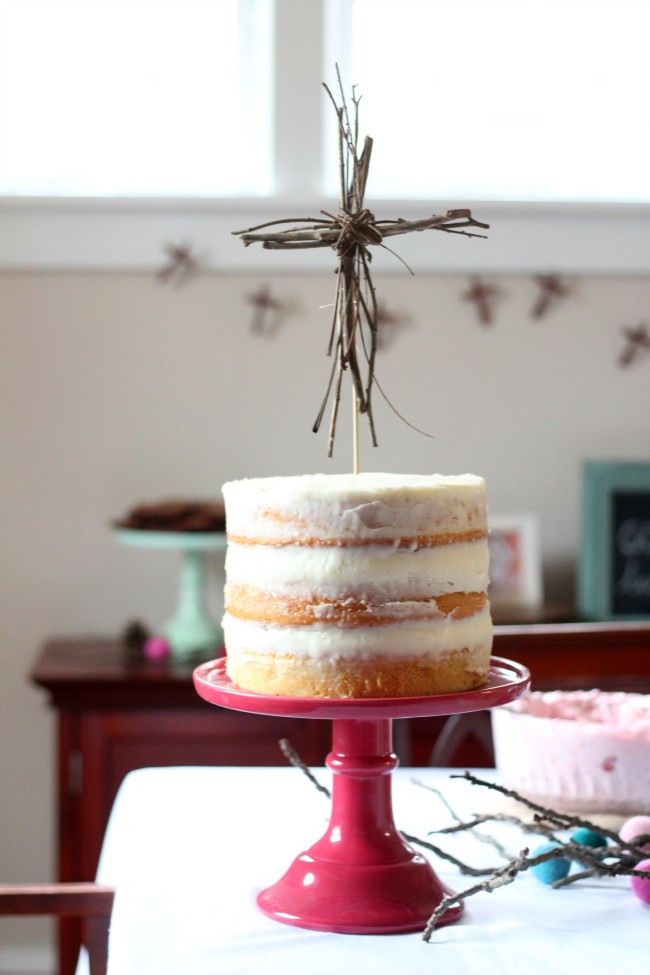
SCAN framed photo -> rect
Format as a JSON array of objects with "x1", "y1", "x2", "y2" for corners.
[
  {"x1": 488, "y1": 514, "x2": 543, "y2": 609},
  {"x1": 578, "y1": 460, "x2": 650, "y2": 621}
]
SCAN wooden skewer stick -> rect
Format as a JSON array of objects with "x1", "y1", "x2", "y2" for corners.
[{"x1": 352, "y1": 387, "x2": 360, "y2": 475}]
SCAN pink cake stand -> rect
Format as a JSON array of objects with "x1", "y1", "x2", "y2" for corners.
[{"x1": 193, "y1": 656, "x2": 530, "y2": 935}]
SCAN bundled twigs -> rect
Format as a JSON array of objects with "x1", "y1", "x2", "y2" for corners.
[
  {"x1": 233, "y1": 67, "x2": 488, "y2": 457},
  {"x1": 235, "y1": 209, "x2": 489, "y2": 252}
]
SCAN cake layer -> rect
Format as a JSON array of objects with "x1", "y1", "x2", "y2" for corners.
[
  {"x1": 225, "y1": 585, "x2": 487, "y2": 626},
  {"x1": 224, "y1": 539, "x2": 489, "y2": 598},
  {"x1": 223, "y1": 606, "x2": 492, "y2": 659},
  {"x1": 224, "y1": 645, "x2": 491, "y2": 698},
  {"x1": 223, "y1": 472, "x2": 487, "y2": 546}
]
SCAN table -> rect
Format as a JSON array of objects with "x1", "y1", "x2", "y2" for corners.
[{"x1": 89, "y1": 766, "x2": 648, "y2": 975}]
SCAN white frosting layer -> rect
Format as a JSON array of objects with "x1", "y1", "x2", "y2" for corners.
[
  {"x1": 223, "y1": 472, "x2": 487, "y2": 544},
  {"x1": 223, "y1": 606, "x2": 492, "y2": 660},
  {"x1": 225, "y1": 539, "x2": 489, "y2": 599}
]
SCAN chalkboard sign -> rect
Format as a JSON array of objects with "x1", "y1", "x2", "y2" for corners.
[
  {"x1": 578, "y1": 461, "x2": 650, "y2": 621},
  {"x1": 612, "y1": 490, "x2": 650, "y2": 615}
]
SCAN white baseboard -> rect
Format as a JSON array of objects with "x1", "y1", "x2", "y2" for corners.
[{"x1": 0, "y1": 945, "x2": 55, "y2": 975}]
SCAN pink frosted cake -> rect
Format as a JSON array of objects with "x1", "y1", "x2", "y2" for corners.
[{"x1": 491, "y1": 690, "x2": 650, "y2": 815}]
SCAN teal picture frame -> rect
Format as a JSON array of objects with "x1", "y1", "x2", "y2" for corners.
[{"x1": 578, "y1": 460, "x2": 650, "y2": 621}]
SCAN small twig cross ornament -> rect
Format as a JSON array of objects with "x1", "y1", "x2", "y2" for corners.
[
  {"x1": 618, "y1": 322, "x2": 650, "y2": 367},
  {"x1": 233, "y1": 68, "x2": 489, "y2": 460},
  {"x1": 531, "y1": 274, "x2": 570, "y2": 319},
  {"x1": 247, "y1": 285, "x2": 285, "y2": 335},
  {"x1": 462, "y1": 276, "x2": 501, "y2": 325},
  {"x1": 375, "y1": 304, "x2": 410, "y2": 350},
  {"x1": 156, "y1": 242, "x2": 200, "y2": 285}
]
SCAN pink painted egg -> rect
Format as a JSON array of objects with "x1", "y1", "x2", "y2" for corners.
[
  {"x1": 620, "y1": 815, "x2": 650, "y2": 850},
  {"x1": 630, "y1": 858, "x2": 650, "y2": 904}
]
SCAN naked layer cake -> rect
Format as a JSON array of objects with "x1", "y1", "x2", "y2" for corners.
[
  {"x1": 492, "y1": 690, "x2": 650, "y2": 814},
  {"x1": 222, "y1": 472, "x2": 493, "y2": 698}
]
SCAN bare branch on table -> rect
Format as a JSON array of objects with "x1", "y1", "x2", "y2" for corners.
[
  {"x1": 453, "y1": 771, "x2": 630, "y2": 845},
  {"x1": 422, "y1": 849, "x2": 530, "y2": 942},
  {"x1": 278, "y1": 738, "x2": 331, "y2": 798}
]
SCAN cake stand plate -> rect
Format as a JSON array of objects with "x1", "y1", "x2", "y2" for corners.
[
  {"x1": 116, "y1": 529, "x2": 226, "y2": 661},
  {"x1": 194, "y1": 656, "x2": 530, "y2": 934}
]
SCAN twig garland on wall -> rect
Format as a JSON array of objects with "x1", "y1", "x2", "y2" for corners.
[
  {"x1": 459, "y1": 274, "x2": 575, "y2": 328},
  {"x1": 618, "y1": 322, "x2": 650, "y2": 367},
  {"x1": 245, "y1": 290, "x2": 409, "y2": 348},
  {"x1": 153, "y1": 230, "x2": 642, "y2": 378}
]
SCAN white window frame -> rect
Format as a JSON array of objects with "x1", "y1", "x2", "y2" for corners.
[{"x1": 0, "y1": 0, "x2": 648, "y2": 275}]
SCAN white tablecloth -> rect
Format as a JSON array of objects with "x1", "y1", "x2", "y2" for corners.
[{"x1": 92, "y1": 765, "x2": 648, "y2": 975}]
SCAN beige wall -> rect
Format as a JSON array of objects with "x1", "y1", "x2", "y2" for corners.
[{"x1": 1, "y1": 269, "x2": 649, "y2": 964}]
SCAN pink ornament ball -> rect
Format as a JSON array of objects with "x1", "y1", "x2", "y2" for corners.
[
  {"x1": 144, "y1": 635, "x2": 170, "y2": 661},
  {"x1": 620, "y1": 815, "x2": 650, "y2": 850},
  {"x1": 631, "y1": 858, "x2": 650, "y2": 904}
]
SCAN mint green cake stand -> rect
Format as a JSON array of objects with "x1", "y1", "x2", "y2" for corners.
[{"x1": 116, "y1": 529, "x2": 227, "y2": 661}]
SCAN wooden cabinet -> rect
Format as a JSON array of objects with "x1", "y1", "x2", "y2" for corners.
[{"x1": 32, "y1": 623, "x2": 650, "y2": 975}]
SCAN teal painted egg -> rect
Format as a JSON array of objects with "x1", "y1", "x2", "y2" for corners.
[
  {"x1": 571, "y1": 827, "x2": 608, "y2": 848},
  {"x1": 630, "y1": 858, "x2": 650, "y2": 904},
  {"x1": 530, "y1": 842, "x2": 571, "y2": 884}
]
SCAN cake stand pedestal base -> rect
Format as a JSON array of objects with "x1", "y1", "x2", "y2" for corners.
[{"x1": 257, "y1": 716, "x2": 461, "y2": 933}]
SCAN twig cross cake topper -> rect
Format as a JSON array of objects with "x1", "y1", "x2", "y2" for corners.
[{"x1": 233, "y1": 68, "x2": 489, "y2": 464}]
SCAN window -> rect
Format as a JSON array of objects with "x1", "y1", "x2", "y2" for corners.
[
  {"x1": 334, "y1": 0, "x2": 650, "y2": 204},
  {"x1": 0, "y1": 0, "x2": 272, "y2": 196},
  {"x1": 0, "y1": 0, "x2": 648, "y2": 272}
]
